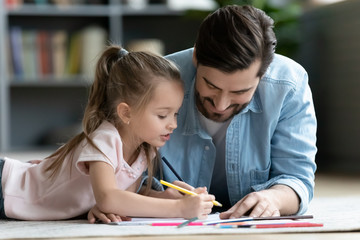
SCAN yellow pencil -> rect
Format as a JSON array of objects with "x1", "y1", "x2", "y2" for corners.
[{"x1": 160, "y1": 180, "x2": 223, "y2": 207}]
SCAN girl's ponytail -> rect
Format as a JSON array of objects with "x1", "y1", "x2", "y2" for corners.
[
  {"x1": 45, "y1": 44, "x2": 182, "y2": 188},
  {"x1": 83, "y1": 46, "x2": 123, "y2": 134},
  {"x1": 45, "y1": 46, "x2": 124, "y2": 178}
]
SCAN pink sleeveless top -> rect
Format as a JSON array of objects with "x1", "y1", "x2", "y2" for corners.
[{"x1": 1, "y1": 121, "x2": 149, "y2": 220}]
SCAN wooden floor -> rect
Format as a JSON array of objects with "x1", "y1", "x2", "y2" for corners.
[{"x1": 314, "y1": 172, "x2": 360, "y2": 197}]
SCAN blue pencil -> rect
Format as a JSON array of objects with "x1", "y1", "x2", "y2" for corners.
[{"x1": 161, "y1": 156, "x2": 184, "y2": 182}]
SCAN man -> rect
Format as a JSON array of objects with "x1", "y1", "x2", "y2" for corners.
[
  {"x1": 88, "y1": 5, "x2": 317, "y2": 223},
  {"x1": 159, "y1": 5, "x2": 317, "y2": 219}
]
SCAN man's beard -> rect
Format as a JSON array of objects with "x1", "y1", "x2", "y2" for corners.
[{"x1": 195, "y1": 91, "x2": 249, "y2": 122}]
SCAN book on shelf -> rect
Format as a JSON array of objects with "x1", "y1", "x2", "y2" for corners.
[
  {"x1": 22, "y1": 30, "x2": 38, "y2": 80},
  {"x1": 66, "y1": 31, "x2": 82, "y2": 75},
  {"x1": 8, "y1": 26, "x2": 107, "y2": 82},
  {"x1": 5, "y1": 0, "x2": 23, "y2": 7},
  {"x1": 6, "y1": 34, "x2": 14, "y2": 78},
  {"x1": 5, "y1": 0, "x2": 107, "y2": 7},
  {"x1": 37, "y1": 30, "x2": 52, "y2": 78},
  {"x1": 81, "y1": 26, "x2": 107, "y2": 78},
  {"x1": 9, "y1": 26, "x2": 24, "y2": 78},
  {"x1": 51, "y1": 30, "x2": 68, "y2": 79}
]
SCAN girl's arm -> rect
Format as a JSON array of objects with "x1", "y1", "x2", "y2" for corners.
[
  {"x1": 88, "y1": 161, "x2": 214, "y2": 219},
  {"x1": 87, "y1": 205, "x2": 131, "y2": 224}
]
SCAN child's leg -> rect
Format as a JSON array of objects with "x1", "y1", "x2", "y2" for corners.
[{"x1": 0, "y1": 158, "x2": 8, "y2": 219}]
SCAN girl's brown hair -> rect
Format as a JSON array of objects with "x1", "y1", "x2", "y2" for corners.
[{"x1": 45, "y1": 44, "x2": 182, "y2": 193}]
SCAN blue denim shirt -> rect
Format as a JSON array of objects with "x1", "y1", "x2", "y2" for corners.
[{"x1": 160, "y1": 48, "x2": 317, "y2": 214}]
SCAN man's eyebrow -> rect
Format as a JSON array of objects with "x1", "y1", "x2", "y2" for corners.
[
  {"x1": 231, "y1": 87, "x2": 253, "y2": 94},
  {"x1": 203, "y1": 77, "x2": 220, "y2": 90},
  {"x1": 203, "y1": 77, "x2": 253, "y2": 94}
]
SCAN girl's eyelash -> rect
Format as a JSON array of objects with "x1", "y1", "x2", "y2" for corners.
[{"x1": 158, "y1": 112, "x2": 179, "y2": 119}]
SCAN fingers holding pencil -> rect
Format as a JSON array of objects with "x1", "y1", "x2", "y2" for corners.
[
  {"x1": 160, "y1": 180, "x2": 219, "y2": 219},
  {"x1": 160, "y1": 180, "x2": 222, "y2": 207},
  {"x1": 171, "y1": 180, "x2": 208, "y2": 195},
  {"x1": 171, "y1": 180, "x2": 196, "y2": 192},
  {"x1": 179, "y1": 192, "x2": 215, "y2": 220}
]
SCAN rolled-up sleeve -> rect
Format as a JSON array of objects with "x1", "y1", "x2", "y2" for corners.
[{"x1": 256, "y1": 69, "x2": 317, "y2": 214}]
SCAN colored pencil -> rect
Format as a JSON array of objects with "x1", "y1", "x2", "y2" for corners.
[
  {"x1": 152, "y1": 221, "x2": 203, "y2": 226},
  {"x1": 218, "y1": 222, "x2": 323, "y2": 229},
  {"x1": 161, "y1": 156, "x2": 184, "y2": 181},
  {"x1": 177, "y1": 217, "x2": 199, "y2": 228}
]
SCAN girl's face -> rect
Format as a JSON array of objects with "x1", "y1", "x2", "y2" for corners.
[{"x1": 131, "y1": 78, "x2": 184, "y2": 147}]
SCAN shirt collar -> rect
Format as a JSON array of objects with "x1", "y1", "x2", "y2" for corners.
[{"x1": 239, "y1": 90, "x2": 262, "y2": 115}]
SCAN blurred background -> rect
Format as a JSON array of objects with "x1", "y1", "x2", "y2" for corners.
[{"x1": 0, "y1": 0, "x2": 359, "y2": 175}]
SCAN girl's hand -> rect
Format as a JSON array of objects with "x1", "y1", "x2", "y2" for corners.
[
  {"x1": 178, "y1": 193, "x2": 215, "y2": 220},
  {"x1": 149, "y1": 181, "x2": 208, "y2": 199},
  {"x1": 193, "y1": 186, "x2": 208, "y2": 194},
  {"x1": 166, "y1": 181, "x2": 208, "y2": 197},
  {"x1": 88, "y1": 205, "x2": 131, "y2": 224}
]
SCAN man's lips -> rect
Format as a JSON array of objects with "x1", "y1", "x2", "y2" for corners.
[
  {"x1": 205, "y1": 99, "x2": 237, "y2": 115},
  {"x1": 205, "y1": 101, "x2": 228, "y2": 114}
]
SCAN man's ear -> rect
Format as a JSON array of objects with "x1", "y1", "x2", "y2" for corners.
[
  {"x1": 116, "y1": 102, "x2": 131, "y2": 124},
  {"x1": 192, "y1": 47, "x2": 197, "y2": 66}
]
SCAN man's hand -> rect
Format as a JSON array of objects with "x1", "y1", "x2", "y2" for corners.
[
  {"x1": 88, "y1": 205, "x2": 131, "y2": 224},
  {"x1": 219, "y1": 185, "x2": 300, "y2": 219}
]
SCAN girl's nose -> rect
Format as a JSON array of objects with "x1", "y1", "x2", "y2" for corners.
[{"x1": 168, "y1": 117, "x2": 177, "y2": 130}]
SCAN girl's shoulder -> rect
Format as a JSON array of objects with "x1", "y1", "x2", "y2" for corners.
[
  {"x1": 89, "y1": 121, "x2": 121, "y2": 142},
  {"x1": 76, "y1": 121, "x2": 124, "y2": 169}
]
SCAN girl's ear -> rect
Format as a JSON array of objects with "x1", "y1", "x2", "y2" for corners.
[{"x1": 117, "y1": 102, "x2": 131, "y2": 124}]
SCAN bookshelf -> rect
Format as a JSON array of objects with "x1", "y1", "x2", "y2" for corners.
[{"x1": 0, "y1": 0, "x2": 202, "y2": 152}]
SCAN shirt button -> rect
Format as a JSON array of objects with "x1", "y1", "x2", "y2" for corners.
[{"x1": 204, "y1": 146, "x2": 210, "y2": 150}]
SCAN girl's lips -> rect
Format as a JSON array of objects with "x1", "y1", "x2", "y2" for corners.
[{"x1": 161, "y1": 134, "x2": 170, "y2": 141}]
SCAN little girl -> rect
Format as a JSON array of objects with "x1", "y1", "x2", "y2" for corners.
[{"x1": 0, "y1": 45, "x2": 215, "y2": 221}]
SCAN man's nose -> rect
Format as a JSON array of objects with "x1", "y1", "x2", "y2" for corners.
[{"x1": 214, "y1": 94, "x2": 231, "y2": 112}]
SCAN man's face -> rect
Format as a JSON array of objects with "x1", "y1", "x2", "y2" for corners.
[{"x1": 194, "y1": 60, "x2": 261, "y2": 122}]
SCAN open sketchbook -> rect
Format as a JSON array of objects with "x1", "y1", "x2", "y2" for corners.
[
  {"x1": 108, "y1": 213, "x2": 316, "y2": 227},
  {"x1": 108, "y1": 213, "x2": 222, "y2": 226}
]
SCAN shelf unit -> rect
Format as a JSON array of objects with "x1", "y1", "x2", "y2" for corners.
[{"x1": 0, "y1": 0, "x2": 202, "y2": 152}]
